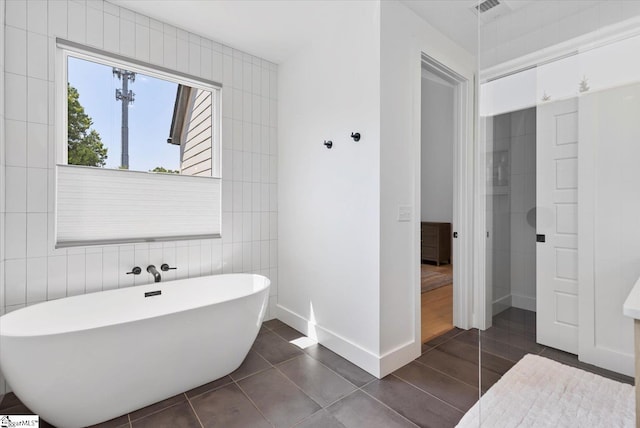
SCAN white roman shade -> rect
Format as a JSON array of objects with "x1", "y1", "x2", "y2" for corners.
[{"x1": 56, "y1": 165, "x2": 221, "y2": 247}]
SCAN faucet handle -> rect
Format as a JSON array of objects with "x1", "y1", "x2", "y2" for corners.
[
  {"x1": 126, "y1": 266, "x2": 142, "y2": 275},
  {"x1": 160, "y1": 263, "x2": 177, "y2": 272}
]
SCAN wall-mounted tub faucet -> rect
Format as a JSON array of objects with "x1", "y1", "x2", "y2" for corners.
[
  {"x1": 126, "y1": 266, "x2": 142, "y2": 275},
  {"x1": 160, "y1": 264, "x2": 177, "y2": 272},
  {"x1": 147, "y1": 265, "x2": 161, "y2": 283}
]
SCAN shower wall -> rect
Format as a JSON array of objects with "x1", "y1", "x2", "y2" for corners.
[{"x1": 489, "y1": 107, "x2": 536, "y2": 315}]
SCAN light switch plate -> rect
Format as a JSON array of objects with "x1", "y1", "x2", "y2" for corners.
[{"x1": 398, "y1": 206, "x2": 412, "y2": 222}]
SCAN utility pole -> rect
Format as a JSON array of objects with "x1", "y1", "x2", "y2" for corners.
[{"x1": 113, "y1": 68, "x2": 136, "y2": 169}]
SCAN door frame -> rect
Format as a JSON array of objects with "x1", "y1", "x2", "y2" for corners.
[{"x1": 420, "y1": 54, "x2": 474, "y2": 330}]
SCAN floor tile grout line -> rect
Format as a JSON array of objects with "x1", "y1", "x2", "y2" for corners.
[
  {"x1": 387, "y1": 373, "x2": 467, "y2": 416},
  {"x1": 289, "y1": 408, "x2": 326, "y2": 427},
  {"x1": 271, "y1": 363, "x2": 328, "y2": 409},
  {"x1": 233, "y1": 377, "x2": 276, "y2": 428},
  {"x1": 358, "y1": 386, "x2": 421, "y2": 428},
  {"x1": 392, "y1": 369, "x2": 471, "y2": 414},
  {"x1": 391, "y1": 373, "x2": 466, "y2": 415},
  {"x1": 185, "y1": 396, "x2": 205, "y2": 428},
  {"x1": 277, "y1": 349, "x2": 365, "y2": 391},
  {"x1": 412, "y1": 353, "x2": 482, "y2": 386},
  {"x1": 450, "y1": 335, "x2": 529, "y2": 364},
  {"x1": 425, "y1": 345, "x2": 515, "y2": 377},
  {"x1": 273, "y1": 350, "x2": 307, "y2": 367}
]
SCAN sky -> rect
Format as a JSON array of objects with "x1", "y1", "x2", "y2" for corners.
[{"x1": 68, "y1": 56, "x2": 180, "y2": 172}]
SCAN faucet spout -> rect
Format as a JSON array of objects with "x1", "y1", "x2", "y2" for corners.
[{"x1": 146, "y1": 265, "x2": 161, "y2": 283}]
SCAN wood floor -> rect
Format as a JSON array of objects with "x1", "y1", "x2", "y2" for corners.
[{"x1": 421, "y1": 263, "x2": 453, "y2": 343}]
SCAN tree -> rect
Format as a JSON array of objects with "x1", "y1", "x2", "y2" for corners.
[
  {"x1": 67, "y1": 83, "x2": 108, "y2": 167},
  {"x1": 151, "y1": 166, "x2": 179, "y2": 174}
]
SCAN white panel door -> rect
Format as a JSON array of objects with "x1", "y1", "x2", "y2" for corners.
[
  {"x1": 578, "y1": 84, "x2": 640, "y2": 377},
  {"x1": 536, "y1": 98, "x2": 579, "y2": 354}
]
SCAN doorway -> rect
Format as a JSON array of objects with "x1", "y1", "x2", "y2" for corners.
[
  {"x1": 484, "y1": 107, "x2": 538, "y2": 330},
  {"x1": 420, "y1": 59, "x2": 464, "y2": 343}
]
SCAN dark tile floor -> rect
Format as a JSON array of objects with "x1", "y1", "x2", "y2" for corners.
[{"x1": 0, "y1": 309, "x2": 633, "y2": 428}]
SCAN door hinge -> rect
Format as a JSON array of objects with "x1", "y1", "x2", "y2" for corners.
[{"x1": 536, "y1": 234, "x2": 546, "y2": 242}]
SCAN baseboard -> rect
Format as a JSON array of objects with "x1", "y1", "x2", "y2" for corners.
[
  {"x1": 511, "y1": 294, "x2": 536, "y2": 312},
  {"x1": 492, "y1": 294, "x2": 512, "y2": 316},
  {"x1": 276, "y1": 304, "x2": 419, "y2": 378},
  {"x1": 379, "y1": 340, "x2": 420, "y2": 378}
]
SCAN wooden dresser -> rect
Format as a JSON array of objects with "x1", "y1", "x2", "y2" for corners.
[{"x1": 421, "y1": 222, "x2": 451, "y2": 265}]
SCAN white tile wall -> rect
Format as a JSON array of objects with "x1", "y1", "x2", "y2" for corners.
[{"x1": 1, "y1": 0, "x2": 279, "y2": 394}]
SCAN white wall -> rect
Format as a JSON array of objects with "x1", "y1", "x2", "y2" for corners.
[
  {"x1": 1, "y1": 0, "x2": 278, "y2": 394},
  {"x1": 379, "y1": 1, "x2": 475, "y2": 374},
  {"x1": 278, "y1": 0, "x2": 475, "y2": 378},
  {"x1": 420, "y1": 75, "x2": 453, "y2": 223},
  {"x1": 277, "y1": 1, "x2": 382, "y2": 374}
]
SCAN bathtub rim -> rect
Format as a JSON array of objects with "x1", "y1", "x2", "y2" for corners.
[{"x1": 0, "y1": 273, "x2": 270, "y2": 338}]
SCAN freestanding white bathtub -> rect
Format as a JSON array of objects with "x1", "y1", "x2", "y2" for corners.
[{"x1": 0, "y1": 273, "x2": 270, "y2": 428}]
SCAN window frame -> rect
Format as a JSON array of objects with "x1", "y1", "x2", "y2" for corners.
[
  {"x1": 54, "y1": 39, "x2": 223, "y2": 248},
  {"x1": 56, "y1": 38, "x2": 221, "y2": 178}
]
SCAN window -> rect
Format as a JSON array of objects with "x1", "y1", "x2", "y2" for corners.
[{"x1": 55, "y1": 40, "x2": 222, "y2": 247}]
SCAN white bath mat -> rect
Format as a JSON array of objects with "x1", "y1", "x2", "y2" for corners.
[{"x1": 456, "y1": 354, "x2": 635, "y2": 428}]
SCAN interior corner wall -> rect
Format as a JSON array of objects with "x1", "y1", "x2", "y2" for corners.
[
  {"x1": 277, "y1": 2, "x2": 382, "y2": 375},
  {"x1": 379, "y1": 0, "x2": 475, "y2": 376},
  {"x1": 2, "y1": 0, "x2": 278, "y2": 394},
  {"x1": 421, "y1": 77, "x2": 454, "y2": 223}
]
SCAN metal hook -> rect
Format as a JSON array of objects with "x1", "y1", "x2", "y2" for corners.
[
  {"x1": 324, "y1": 140, "x2": 333, "y2": 149},
  {"x1": 350, "y1": 132, "x2": 361, "y2": 142}
]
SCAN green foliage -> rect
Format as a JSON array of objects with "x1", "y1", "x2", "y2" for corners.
[
  {"x1": 68, "y1": 83, "x2": 108, "y2": 167},
  {"x1": 151, "y1": 166, "x2": 179, "y2": 174}
]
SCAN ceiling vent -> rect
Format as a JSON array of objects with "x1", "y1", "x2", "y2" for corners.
[
  {"x1": 476, "y1": 0, "x2": 501, "y2": 14},
  {"x1": 471, "y1": 0, "x2": 514, "y2": 23}
]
